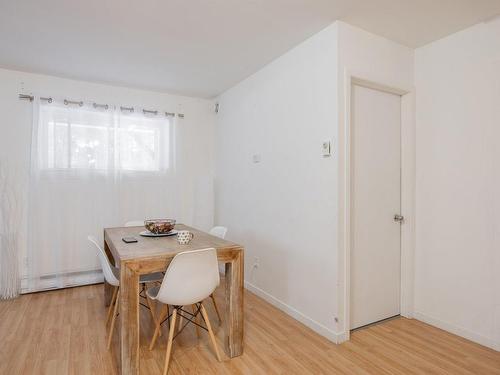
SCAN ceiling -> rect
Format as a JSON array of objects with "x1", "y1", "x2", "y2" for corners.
[{"x1": 1, "y1": 0, "x2": 499, "y2": 98}]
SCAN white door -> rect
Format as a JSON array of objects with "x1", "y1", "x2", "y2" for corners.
[{"x1": 350, "y1": 84, "x2": 402, "y2": 330}]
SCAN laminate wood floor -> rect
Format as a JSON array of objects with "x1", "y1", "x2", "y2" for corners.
[{"x1": 0, "y1": 283, "x2": 499, "y2": 374}]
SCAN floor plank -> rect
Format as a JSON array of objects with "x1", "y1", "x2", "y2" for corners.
[{"x1": 0, "y1": 284, "x2": 499, "y2": 374}]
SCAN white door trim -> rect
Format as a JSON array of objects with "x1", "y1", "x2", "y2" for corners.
[{"x1": 338, "y1": 70, "x2": 416, "y2": 342}]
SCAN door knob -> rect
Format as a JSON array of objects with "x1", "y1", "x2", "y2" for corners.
[{"x1": 394, "y1": 214, "x2": 404, "y2": 223}]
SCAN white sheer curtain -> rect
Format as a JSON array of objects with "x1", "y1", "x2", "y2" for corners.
[
  {"x1": 27, "y1": 98, "x2": 181, "y2": 291},
  {"x1": 0, "y1": 162, "x2": 22, "y2": 299}
]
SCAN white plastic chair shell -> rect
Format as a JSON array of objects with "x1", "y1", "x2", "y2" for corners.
[
  {"x1": 152, "y1": 248, "x2": 219, "y2": 306},
  {"x1": 209, "y1": 226, "x2": 227, "y2": 239},
  {"x1": 88, "y1": 235, "x2": 119, "y2": 287}
]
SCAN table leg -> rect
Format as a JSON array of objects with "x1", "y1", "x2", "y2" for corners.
[
  {"x1": 224, "y1": 251, "x2": 244, "y2": 357},
  {"x1": 120, "y1": 261, "x2": 140, "y2": 375},
  {"x1": 104, "y1": 239, "x2": 116, "y2": 307}
]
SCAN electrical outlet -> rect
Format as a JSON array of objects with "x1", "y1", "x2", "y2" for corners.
[{"x1": 253, "y1": 257, "x2": 260, "y2": 267}]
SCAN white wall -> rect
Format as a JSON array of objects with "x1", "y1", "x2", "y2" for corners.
[
  {"x1": 0, "y1": 68, "x2": 216, "y2": 285},
  {"x1": 414, "y1": 19, "x2": 500, "y2": 350},
  {"x1": 335, "y1": 21, "x2": 415, "y2": 337},
  {"x1": 215, "y1": 24, "x2": 340, "y2": 341},
  {"x1": 215, "y1": 21, "x2": 414, "y2": 342},
  {"x1": 216, "y1": 19, "x2": 499, "y2": 350}
]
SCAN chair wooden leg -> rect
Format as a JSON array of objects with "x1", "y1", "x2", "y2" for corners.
[
  {"x1": 145, "y1": 291, "x2": 162, "y2": 337},
  {"x1": 210, "y1": 293, "x2": 222, "y2": 324},
  {"x1": 200, "y1": 303, "x2": 222, "y2": 362},
  {"x1": 177, "y1": 306, "x2": 184, "y2": 334},
  {"x1": 150, "y1": 304, "x2": 169, "y2": 350},
  {"x1": 163, "y1": 308, "x2": 178, "y2": 375},
  {"x1": 192, "y1": 304, "x2": 200, "y2": 337},
  {"x1": 106, "y1": 286, "x2": 118, "y2": 325},
  {"x1": 107, "y1": 290, "x2": 120, "y2": 350}
]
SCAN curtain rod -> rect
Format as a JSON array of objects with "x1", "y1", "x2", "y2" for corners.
[{"x1": 18, "y1": 94, "x2": 185, "y2": 118}]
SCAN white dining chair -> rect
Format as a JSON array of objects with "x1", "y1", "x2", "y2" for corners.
[
  {"x1": 87, "y1": 235, "x2": 164, "y2": 349},
  {"x1": 124, "y1": 220, "x2": 145, "y2": 227},
  {"x1": 209, "y1": 226, "x2": 227, "y2": 239},
  {"x1": 147, "y1": 248, "x2": 222, "y2": 375}
]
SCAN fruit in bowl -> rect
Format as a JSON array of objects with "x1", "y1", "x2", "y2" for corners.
[{"x1": 144, "y1": 219, "x2": 176, "y2": 234}]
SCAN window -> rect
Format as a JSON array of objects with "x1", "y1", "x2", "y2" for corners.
[
  {"x1": 38, "y1": 104, "x2": 170, "y2": 172},
  {"x1": 118, "y1": 114, "x2": 166, "y2": 171}
]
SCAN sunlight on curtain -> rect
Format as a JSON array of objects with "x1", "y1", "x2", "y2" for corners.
[{"x1": 27, "y1": 99, "x2": 180, "y2": 291}]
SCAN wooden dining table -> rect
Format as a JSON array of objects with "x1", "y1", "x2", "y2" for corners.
[{"x1": 103, "y1": 224, "x2": 244, "y2": 375}]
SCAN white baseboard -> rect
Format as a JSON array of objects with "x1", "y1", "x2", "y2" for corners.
[
  {"x1": 244, "y1": 281, "x2": 344, "y2": 344},
  {"x1": 335, "y1": 330, "x2": 349, "y2": 343},
  {"x1": 414, "y1": 311, "x2": 500, "y2": 352}
]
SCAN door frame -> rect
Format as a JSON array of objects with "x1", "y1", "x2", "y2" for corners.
[{"x1": 338, "y1": 71, "x2": 415, "y2": 342}]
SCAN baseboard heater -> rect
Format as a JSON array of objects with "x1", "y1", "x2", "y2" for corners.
[{"x1": 21, "y1": 269, "x2": 104, "y2": 294}]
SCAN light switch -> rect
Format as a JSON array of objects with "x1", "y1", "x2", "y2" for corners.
[{"x1": 322, "y1": 140, "x2": 332, "y2": 157}]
